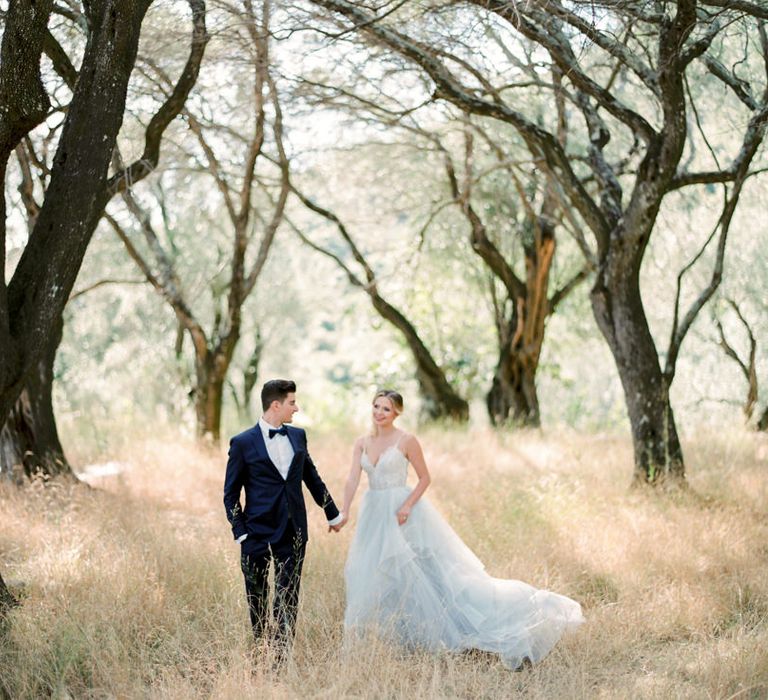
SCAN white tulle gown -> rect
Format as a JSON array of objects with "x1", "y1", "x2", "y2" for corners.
[{"x1": 343, "y1": 443, "x2": 584, "y2": 669}]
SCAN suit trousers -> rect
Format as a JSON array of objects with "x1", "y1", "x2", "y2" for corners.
[{"x1": 240, "y1": 523, "x2": 306, "y2": 649}]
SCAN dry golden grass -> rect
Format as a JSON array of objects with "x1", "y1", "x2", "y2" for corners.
[{"x1": 1, "y1": 426, "x2": 767, "y2": 698}]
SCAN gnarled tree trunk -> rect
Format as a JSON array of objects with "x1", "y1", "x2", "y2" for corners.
[
  {"x1": 0, "y1": 0, "x2": 155, "y2": 424},
  {"x1": 0, "y1": 1, "x2": 206, "y2": 484},
  {"x1": 487, "y1": 325, "x2": 541, "y2": 427},
  {"x1": 592, "y1": 255, "x2": 684, "y2": 484},
  {"x1": 486, "y1": 218, "x2": 556, "y2": 427},
  {"x1": 194, "y1": 356, "x2": 229, "y2": 442},
  {"x1": 0, "y1": 316, "x2": 74, "y2": 482}
]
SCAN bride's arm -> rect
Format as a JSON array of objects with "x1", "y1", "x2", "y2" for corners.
[
  {"x1": 396, "y1": 434, "x2": 431, "y2": 525},
  {"x1": 340, "y1": 437, "x2": 364, "y2": 526}
]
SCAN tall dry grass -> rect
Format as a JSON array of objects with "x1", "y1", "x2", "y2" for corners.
[{"x1": 1, "y1": 426, "x2": 767, "y2": 698}]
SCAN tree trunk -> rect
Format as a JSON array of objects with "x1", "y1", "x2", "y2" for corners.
[
  {"x1": 0, "y1": 316, "x2": 75, "y2": 482},
  {"x1": 230, "y1": 333, "x2": 263, "y2": 423},
  {"x1": 486, "y1": 331, "x2": 541, "y2": 427},
  {"x1": 0, "y1": 0, "x2": 206, "y2": 428},
  {"x1": 195, "y1": 371, "x2": 225, "y2": 442},
  {"x1": 414, "y1": 366, "x2": 471, "y2": 422},
  {"x1": 0, "y1": 1, "x2": 153, "y2": 426},
  {"x1": 485, "y1": 217, "x2": 555, "y2": 427},
  {"x1": 193, "y1": 335, "x2": 238, "y2": 443},
  {"x1": 591, "y1": 258, "x2": 685, "y2": 485}
]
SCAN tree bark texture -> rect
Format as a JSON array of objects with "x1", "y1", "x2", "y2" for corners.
[
  {"x1": 0, "y1": 0, "x2": 153, "y2": 425},
  {"x1": 0, "y1": 0, "x2": 55, "y2": 408},
  {"x1": 486, "y1": 218, "x2": 557, "y2": 427},
  {"x1": 192, "y1": 333, "x2": 238, "y2": 443},
  {"x1": 591, "y1": 252, "x2": 685, "y2": 484},
  {"x1": 0, "y1": 316, "x2": 73, "y2": 482}
]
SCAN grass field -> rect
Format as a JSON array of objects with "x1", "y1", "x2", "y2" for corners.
[{"x1": 1, "y1": 426, "x2": 767, "y2": 698}]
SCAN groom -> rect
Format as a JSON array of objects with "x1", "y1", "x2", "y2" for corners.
[{"x1": 223, "y1": 379, "x2": 344, "y2": 654}]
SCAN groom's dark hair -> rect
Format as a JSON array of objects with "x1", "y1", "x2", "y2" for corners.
[{"x1": 261, "y1": 379, "x2": 297, "y2": 410}]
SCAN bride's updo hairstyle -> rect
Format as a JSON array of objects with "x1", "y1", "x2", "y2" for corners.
[
  {"x1": 371, "y1": 389, "x2": 404, "y2": 435},
  {"x1": 373, "y1": 389, "x2": 404, "y2": 412}
]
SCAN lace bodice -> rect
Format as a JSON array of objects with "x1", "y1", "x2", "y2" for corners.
[{"x1": 361, "y1": 445, "x2": 409, "y2": 490}]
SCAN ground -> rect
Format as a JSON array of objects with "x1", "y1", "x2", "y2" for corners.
[{"x1": 1, "y1": 425, "x2": 767, "y2": 698}]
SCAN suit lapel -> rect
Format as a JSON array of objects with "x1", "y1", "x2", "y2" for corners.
[
  {"x1": 251, "y1": 426, "x2": 284, "y2": 479},
  {"x1": 284, "y1": 426, "x2": 298, "y2": 454},
  {"x1": 284, "y1": 427, "x2": 302, "y2": 479}
]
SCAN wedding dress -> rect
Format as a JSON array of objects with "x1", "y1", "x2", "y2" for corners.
[{"x1": 343, "y1": 442, "x2": 584, "y2": 669}]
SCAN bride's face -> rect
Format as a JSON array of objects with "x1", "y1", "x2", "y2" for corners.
[{"x1": 372, "y1": 397, "x2": 397, "y2": 428}]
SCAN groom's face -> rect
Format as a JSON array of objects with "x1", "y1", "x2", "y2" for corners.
[{"x1": 275, "y1": 392, "x2": 299, "y2": 424}]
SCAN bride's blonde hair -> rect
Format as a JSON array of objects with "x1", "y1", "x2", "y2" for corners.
[{"x1": 370, "y1": 389, "x2": 404, "y2": 436}]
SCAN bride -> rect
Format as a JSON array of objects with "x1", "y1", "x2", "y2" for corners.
[{"x1": 337, "y1": 389, "x2": 584, "y2": 669}]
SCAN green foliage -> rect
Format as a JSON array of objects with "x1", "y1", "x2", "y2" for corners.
[{"x1": 27, "y1": 0, "x2": 766, "y2": 438}]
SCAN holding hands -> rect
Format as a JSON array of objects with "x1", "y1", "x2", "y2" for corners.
[{"x1": 329, "y1": 513, "x2": 348, "y2": 533}]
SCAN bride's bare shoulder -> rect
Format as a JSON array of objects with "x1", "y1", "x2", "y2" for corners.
[{"x1": 353, "y1": 435, "x2": 368, "y2": 450}]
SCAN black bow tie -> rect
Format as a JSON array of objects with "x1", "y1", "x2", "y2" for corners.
[{"x1": 268, "y1": 426, "x2": 288, "y2": 439}]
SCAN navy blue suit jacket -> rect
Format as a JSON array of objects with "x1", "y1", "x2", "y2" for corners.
[{"x1": 223, "y1": 424, "x2": 339, "y2": 554}]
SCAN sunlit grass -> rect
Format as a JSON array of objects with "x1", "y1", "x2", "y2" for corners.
[{"x1": 1, "y1": 426, "x2": 767, "y2": 698}]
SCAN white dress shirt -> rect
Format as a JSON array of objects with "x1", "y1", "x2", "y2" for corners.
[
  {"x1": 259, "y1": 417, "x2": 294, "y2": 480},
  {"x1": 237, "y1": 418, "x2": 343, "y2": 542}
]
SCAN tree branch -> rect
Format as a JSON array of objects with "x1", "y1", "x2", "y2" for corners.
[
  {"x1": 440, "y1": 133, "x2": 526, "y2": 300},
  {"x1": 242, "y1": 59, "x2": 290, "y2": 298},
  {"x1": 700, "y1": 0, "x2": 768, "y2": 21},
  {"x1": 107, "y1": 0, "x2": 208, "y2": 196},
  {"x1": 715, "y1": 299, "x2": 759, "y2": 419},
  {"x1": 536, "y1": 0, "x2": 660, "y2": 97},
  {"x1": 105, "y1": 205, "x2": 209, "y2": 359},
  {"x1": 482, "y1": 2, "x2": 658, "y2": 142},
  {"x1": 702, "y1": 55, "x2": 758, "y2": 110},
  {"x1": 665, "y1": 100, "x2": 768, "y2": 382},
  {"x1": 69, "y1": 278, "x2": 148, "y2": 301},
  {"x1": 186, "y1": 115, "x2": 238, "y2": 223},
  {"x1": 549, "y1": 264, "x2": 592, "y2": 312},
  {"x1": 307, "y1": 0, "x2": 611, "y2": 250}
]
